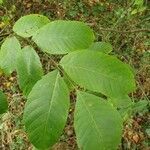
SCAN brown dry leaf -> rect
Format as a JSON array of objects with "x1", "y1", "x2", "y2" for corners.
[
  {"x1": 132, "y1": 134, "x2": 140, "y2": 143},
  {"x1": 26, "y1": 3, "x2": 32, "y2": 8}
]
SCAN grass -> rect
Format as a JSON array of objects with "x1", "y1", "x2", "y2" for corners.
[{"x1": 0, "y1": 0, "x2": 150, "y2": 149}]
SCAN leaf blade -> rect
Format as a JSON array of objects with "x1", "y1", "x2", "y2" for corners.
[
  {"x1": 32, "y1": 20, "x2": 95, "y2": 54},
  {"x1": 13, "y1": 14, "x2": 50, "y2": 38},
  {"x1": 74, "y1": 91, "x2": 123, "y2": 150},
  {"x1": 108, "y1": 95, "x2": 133, "y2": 120},
  {"x1": 88, "y1": 42, "x2": 113, "y2": 53},
  {"x1": 0, "y1": 36, "x2": 21, "y2": 75},
  {"x1": 60, "y1": 51, "x2": 136, "y2": 97},
  {"x1": 16, "y1": 46, "x2": 43, "y2": 96},
  {"x1": 23, "y1": 70, "x2": 70, "y2": 149}
]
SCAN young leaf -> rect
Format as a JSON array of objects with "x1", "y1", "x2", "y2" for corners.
[
  {"x1": 16, "y1": 46, "x2": 43, "y2": 97},
  {"x1": 13, "y1": 14, "x2": 50, "y2": 38},
  {"x1": 88, "y1": 42, "x2": 113, "y2": 54},
  {"x1": 60, "y1": 50, "x2": 136, "y2": 97},
  {"x1": 23, "y1": 70, "x2": 70, "y2": 149},
  {"x1": 0, "y1": 90, "x2": 8, "y2": 114},
  {"x1": 32, "y1": 21, "x2": 95, "y2": 54},
  {"x1": 0, "y1": 36, "x2": 21, "y2": 75},
  {"x1": 74, "y1": 91, "x2": 123, "y2": 150}
]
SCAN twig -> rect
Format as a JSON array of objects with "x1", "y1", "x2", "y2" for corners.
[
  {"x1": 0, "y1": 33, "x2": 10, "y2": 37},
  {"x1": 99, "y1": 28, "x2": 150, "y2": 33}
]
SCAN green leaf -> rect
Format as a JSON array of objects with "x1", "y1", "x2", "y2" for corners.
[
  {"x1": 0, "y1": 0, "x2": 3, "y2": 5},
  {"x1": 32, "y1": 20, "x2": 95, "y2": 54},
  {"x1": 60, "y1": 51, "x2": 136, "y2": 97},
  {"x1": 132, "y1": 100, "x2": 149, "y2": 113},
  {"x1": 88, "y1": 42, "x2": 113, "y2": 54},
  {"x1": 108, "y1": 95, "x2": 133, "y2": 120},
  {"x1": 134, "y1": 0, "x2": 143, "y2": 6},
  {"x1": 0, "y1": 36, "x2": 21, "y2": 75},
  {"x1": 74, "y1": 91, "x2": 123, "y2": 150},
  {"x1": 23, "y1": 70, "x2": 70, "y2": 149},
  {"x1": 13, "y1": 14, "x2": 50, "y2": 38},
  {"x1": 146, "y1": 128, "x2": 150, "y2": 137},
  {"x1": 16, "y1": 46, "x2": 43, "y2": 96},
  {"x1": 0, "y1": 90, "x2": 8, "y2": 114},
  {"x1": 109, "y1": 95, "x2": 133, "y2": 109}
]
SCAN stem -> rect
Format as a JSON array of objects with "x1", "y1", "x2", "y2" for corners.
[
  {"x1": 0, "y1": 33, "x2": 10, "y2": 37},
  {"x1": 99, "y1": 28, "x2": 150, "y2": 33},
  {"x1": 44, "y1": 53, "x2": 77, "y2": 89},
  {"x1": 21, "y1": 36, "x2": 77, "y2": 90}
]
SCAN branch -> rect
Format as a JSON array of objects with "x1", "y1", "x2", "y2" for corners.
[
  {"x1": 0, "y1": 33, "x2": 10, "y2": 37},
  {"x1": 44, "y1": 53, "x2": 77, "y2": 89},
  {"x1": 99, "y1": 28, "x2": 150, "y2": 33}
]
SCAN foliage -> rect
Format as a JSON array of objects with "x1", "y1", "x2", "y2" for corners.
[
  {"x1": 87, "y1": 42, "x2": 113, "y2": 54},
  {"x1": 23, "y1": 70, "x2": 70, "y2": 149},
  {"x1": 0, "y1": 90, "x2": 8, "y2": 114},
  {"x1": 0, "y1": 14, "x2": 137, "y2": 149},
  {"x1": 32, "y1": 20, "x2": 95, "y2": 54},
  {"x1": 16, "y1": 46, "x2": 43, "y2": 96},
  {"x1": 0, "y1": 36, "x2": 21, "y2": 75},
  {"x1": 13, "y1": 14, "x2": 50, "y2": 38},
  {"x1": 0, "y1": 0, "x2": 3, "y2": 5},
  {"x1": 74, "y1": 91, "x2": 123, "y2": 150}
]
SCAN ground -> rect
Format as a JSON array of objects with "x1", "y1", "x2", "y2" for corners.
[{"x1": 0, "y1": 0, "x2": 150, "y2": 150}]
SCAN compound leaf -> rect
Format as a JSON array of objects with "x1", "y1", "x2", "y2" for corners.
[
  {"x1": 23, "y1": 70, "x2": 70, "y2": 149},
  {"x1": 13, "y1": 14, "x2": 50, "y2": 38},
  {"x1": 32, "y1": 20, "x2": 95, "y2": 54},
  {"x1": 60, "y1": 51, "x2": 136, "y2": 97},
  {"x1": 0, "y1": 36, "x2": 21, "y2": 75},
  {"x1": 0, "y1": 90, "x2": 8, "y2": 114},
  {"x1": 16, "y1": 46, "x2": 43, "y2": 96},
  {"x1": 74, "y1": 91, "x2": 123, "y2": 150}
]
